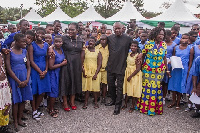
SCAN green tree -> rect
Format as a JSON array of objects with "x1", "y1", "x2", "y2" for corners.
[
  {"x1": 35, "y1": 0, "x2": 88, "y2": 18},
  {"x1": 142, "y1": 11, "x2": 161, "y2": 19},
  {"x1": 95, "y1": 0, "x2": 144, "y2": 18},
  {"x1": 35, "y1": 0, "x2": 58, "y2": 17},
  {"x1": 0, "y1": 6, "x2": 30, "y2": 23},
  {"x1": 59, "y1": 0, "x2": 88, "y2": 18}
]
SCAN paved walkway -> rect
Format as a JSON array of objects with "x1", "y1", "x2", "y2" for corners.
[{"x1": 14, "y1": 100, "x2": 200, "y2": 133}]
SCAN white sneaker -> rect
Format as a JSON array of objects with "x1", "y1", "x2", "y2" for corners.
[
  {"x1": 163, "y1": 98, "x2": 165, "y2": 105},
  {"x1": 33, "y1": 112, "x2": 41, "y2": 121},
  {"x1": 37, "y1": 111, "x2": 44, "y2": 116}
]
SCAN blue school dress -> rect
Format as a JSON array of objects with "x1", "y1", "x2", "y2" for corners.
[
  {"x1": 177, "y1": 33, "x2": 182, "y2": 39},
  {"x1": 192, "y1": 56, "x2": 200, "y2": 76},
  {"x1": 47, "y1": 48, "x2": 65, "y2": 98},
  {"x1": 173, "y1": 37, "x2": 180, "y2": 45},
  {"x1": 31, "y1": 41, "x2": 50, "y2": 95},
  {"x1": 195, "y1": 38, "x2": 200, "y2": 45},
  {"x1": 186, "y1": 45, "x2": 200, "y2": 94},
  {"x1": 163, "y1": 42, "x2": 176, "y2": 83},
  {"x1": 138, "y1": 41, "x2": 147, "y2": 50},
  {"x1": 8, "y1": 49, "x2": 33, "y2": 104},
  {"x1": 51, "y1": 33, "x2": 62, "y2": 44},
  {"x1": 168, "y1": 45, "x2": 190, "y2": 93}
]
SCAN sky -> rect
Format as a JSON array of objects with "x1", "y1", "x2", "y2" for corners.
[{"x1": 0, "y1": 0, "x2": 199, "y2": 13}]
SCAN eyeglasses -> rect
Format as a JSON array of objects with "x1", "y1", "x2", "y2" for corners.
[
  {"x1": 192, "y1": 36, "x2": 198, "y2": 38},
  {"x1": 192, "y1": 28, "x2": 199, "y2": 31}
]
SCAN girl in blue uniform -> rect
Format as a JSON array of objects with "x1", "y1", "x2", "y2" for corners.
[
  {"x1": 171, "y1": 26, "x2": 180, "y2": 45},
  {"x1": 162, "y1": 30, "x2": 176, "y2": 104},
  {"x1": 28, "y1": 27, "x2": 50, "y2": 120},
  {"x1": 47, "y1": 36, "x2": 67, "y2": 118},
  {"x1": 185, "y1": 43, "x2": 200, "y2": 111},
  {"x1": 5, "y1": 33, "x2": 32, "y2": 132},
  {"x1": 168, "y1": 34, "x2": 190, "y2": 110}
]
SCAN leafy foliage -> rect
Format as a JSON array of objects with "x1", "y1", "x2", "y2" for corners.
[
  {"x1": 95, "y1": 0, "x2": 144, "y2": 18},
  {"x1": 0, "y1": 6, "x2": 30, "y2": 24}
]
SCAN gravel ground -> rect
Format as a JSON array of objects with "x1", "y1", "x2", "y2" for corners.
[{"x1": 9, "y1": 99, "x2": 200, "y2": 133}]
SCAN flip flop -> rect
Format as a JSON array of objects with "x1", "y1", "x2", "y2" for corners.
[
  {"x1": 49, "y1": 110, "x2": 58, "y2": 118},
  {"x1": 14, "y1": 127, "x2": 20, "y2": 132},
  {"x1": 82, "y1": 104, "x2": 88, "y2": 109},
  {"x1": 129, "y1": 107, "x2": 134, "y2": 113},
  {"x1": 18, "y1": 122, "x2": 27, "y2": 127},
  {"x1": 175, "y1": 106, "x2": 180, "y2": 110},
  {"x1": 121, "y1": 105, "x2": 127, "y2": 110},
  {"x1": 167, "y1": 103, "x2": 176, "y2": 108},
  {"x1": 94, "y1": 104, "x2": 99, "y2": 109},
  {"x1": 54, "y1": 108, "x2": 59, "y2": 113}
]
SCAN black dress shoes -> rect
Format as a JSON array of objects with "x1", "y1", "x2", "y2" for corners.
[
  {"x1": 105, "y1": 101, "x2": 115, "y2": 106},
  {"x1": 113, "y1": 108, "x2": 120, "y2": 115}
]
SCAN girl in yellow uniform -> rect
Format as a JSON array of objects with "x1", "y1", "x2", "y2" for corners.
[
  {"x1": 122, "y1": 41, "x2": 142, "y2": 113},
  {"x1": 98, "y1": 34, "x2": 109, "y2": 103},
  {"x1": 81, "y1": 36, "x2": 102, "y2": 109},
  {"x1": 0, "y1": 52, "x2": 12, "y2": 133}
]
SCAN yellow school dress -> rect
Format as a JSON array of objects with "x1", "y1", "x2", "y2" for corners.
[
  {"x1": 99, "y1": 44, "x2": 109, "y2": 84},
  {"x1": 0, "y1": 106, "x2": 9, "y2": 126},
  {"x1": 123, "y1": 53, "x2": 142, "y2": 98},
  {"x1": 82, "y1": 48, "x2": 101, "y2": 92}
]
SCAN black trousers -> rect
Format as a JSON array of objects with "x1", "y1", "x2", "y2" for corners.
[{"x1": 107, "y1": 72, "x2": 125, "y2": 109}]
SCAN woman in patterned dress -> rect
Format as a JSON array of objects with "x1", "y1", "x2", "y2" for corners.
[{"x1": 137, "y1": 27, "x2": 170, "y2": 116}]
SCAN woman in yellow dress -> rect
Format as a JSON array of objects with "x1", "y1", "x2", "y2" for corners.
[
  {"x1": 81, "y1": 36, "x2": 102, "y2": 109},
  {"x1": 122, "y1": 41, "x2": 142, "y2": 113}
]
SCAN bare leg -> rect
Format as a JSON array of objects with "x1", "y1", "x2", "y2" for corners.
[
  {"x1": 31, "y1": 95, "x2": 36, "y2": 111},
  {"x1": 49, "y1": 97, "x2": 56, "y2": 111},
  {"x1": 12, "y1": 103, "x2": 19, "y2": 128},
  {"x1": 162, "y1": 82, "x2": 168, "y2": 98},
  {"x1": 102, "y1": 83, "x2": 107, "y2": 99},
  {"x1": 167, "y1": 91, "x2": 176, "y2": 108},
  {"x1": 93, "y1": 92, "x2": 98, "y2": 104},
  {"x1": 122, "y1": 94, "x2": 128, "y2": 110},
  {"x1": 70, "y1": 95, "x2": 75, "y2": 106},
  {"x1": 93, "y1": 92, "x2": 99, "y2": 108},
  {"x1": 83, "y1": 91, "x2": 89, "y2": 108},
  {"x1": 18, "y1": 102, "x2": 25, "y2": 125},
  {"x1": 62, "y1": 96, "x2": 69, "y2": 108},
  {"x1": 35, "y1": 93, "x2": 45, "y2": 110},
  {"x1": 176, "y1": 92, "x2": 182, "y2": 108}
]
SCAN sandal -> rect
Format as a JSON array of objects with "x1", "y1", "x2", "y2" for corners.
[
  {"x1": 94, "y1": 103, "x2": 99, "y2": 109},
  {"x1": 18, "y1": 122, "x2": 27, "y2": 127},
  {"x1": 14, "y1": 127, "x2": 20, "y2": 132},
  {"x1": 21, "y1": 117, "x2": 28, "y2": 121},
  {"x1": 121, "y1": 105, "x2": 127, "y2": 110},
  {"x1": 54, "y1": 108, "x2": 59, "y2": 113},
  {"x1": 175, "y1": 106, "x2": 180, "y2": 110},
  {"x1": 167, "y1": 103, "x2": 176, "y2": 108},
  {"x1": 23, "y1": 109, "x2": 30, "y2": 114},
  {"x1": 47, "y1": 108, "x2": 59, "y2": 113},
  {"x1": 49, "y1": 110, "x2": 58, "y2": 118},
  {"x1": 82, "y1": 103, "x2": 88, "y2": 109},
  {"x1": 32, "y1": 113, "x2": 41, "y2": 121},
  {"x1": 129, "y1": 107, "x2": 134, "y2": 113}
]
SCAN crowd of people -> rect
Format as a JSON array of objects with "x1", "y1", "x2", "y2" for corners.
[{"x1": 0, "y1": 19, "x2": 200, "y2": 132}]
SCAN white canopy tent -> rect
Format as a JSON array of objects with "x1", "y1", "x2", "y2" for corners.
[
  {"x1": 22, "y1": 9, "x2": 42, "y2": 21},
  {"x1": 40, "y1": 7, "x2": 71, "y2": 22},
  {"x1": 71, "y1": 6, "x2": 104, "y2": 22},
  {"x1": 149, "y1": 0, "x2": 200, "y2": 25},
  {"x1": 185, "y1": 4, "x2": 200, "y2": 15},
  {"x1": 105, "y1": 0, "x2": 145, "y2": 21}
]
